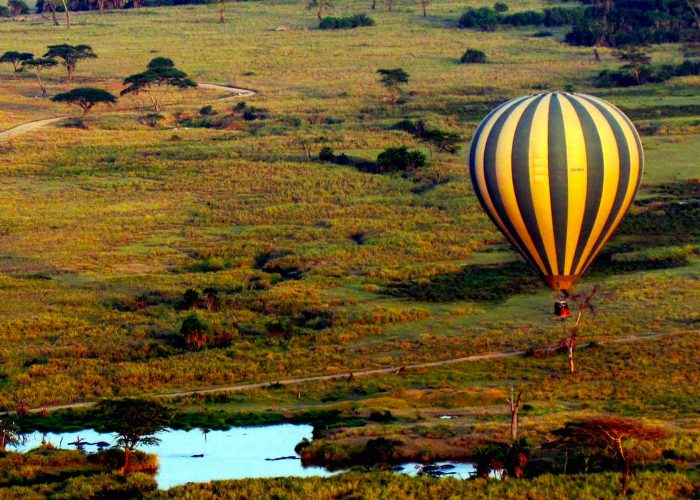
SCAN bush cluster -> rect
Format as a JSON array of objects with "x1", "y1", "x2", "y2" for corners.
[
  {"x1": 595, "y1": 59, "x2": 700, "y2": 87},
  {"x1": 319, "y1": 14, "x2": 374, "y2": 30},
  {"x1": 460, "y1": 48, "x2": 487, "y2": 64},
  {"x1": 458, "y1": 6, "x2": 582, "y2": 31}
]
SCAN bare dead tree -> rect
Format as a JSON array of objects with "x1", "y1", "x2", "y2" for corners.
[
  {"x1": 507, "y1": 385, "x2": 523, "y2": 441},
  {"x1": 558, "y1": 286, "x2": 599, "y2": 374}
]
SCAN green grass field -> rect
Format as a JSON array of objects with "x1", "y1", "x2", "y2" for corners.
[{"x1": 0, "y1": 0, "x2": 698, "y2": 495}]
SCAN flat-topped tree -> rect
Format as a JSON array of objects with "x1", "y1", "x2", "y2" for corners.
[
  {"x1": 44, "y1": 44, "x2": 96, "y2": 83},
  {"x1": 51, "y1": 87, "x2": 117, "y2": 123},
  {"x1": 0, "y1": 51, "x2": 33, "y2": 73},
  {"x1": 21, "y1": 57, "x2": 58, "y2": 97},
  {"x1": 121, "y1": 58, "x2": 196, "y2": 112},
  {"x1": 377, "y1": 67, "x2": 409, "y2": 105},
  {"x1": 95, "y1": 399, "x2": 172, "y2": 473}
]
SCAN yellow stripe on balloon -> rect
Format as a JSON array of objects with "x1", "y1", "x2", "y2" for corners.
[
  {"x1": 557, "y1": 95, "x2": 588, "y2": 275},
  {"x1": 494, "y1": 95, "x2": 548, "y2": 275},
  {"x1": 580, "y1": 95, "x2": 642, "y2": 270},
  {"x1": 527, "y1": 94, "x2": 558, "y2": 275},
  {"x1": 473, "y1": 96, "x2": 535, "y2": 266},
  {"x1": 572, "y1": 96, "x2": 620, "y2": 275}
]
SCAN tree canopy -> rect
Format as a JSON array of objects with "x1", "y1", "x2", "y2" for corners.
[
  {"x1": 95, "y1": 399, "x2": 173, "y2": 473},
  {"x1": 51, "y1": 87, "x2": 118, "y2": 118},
  {"x1": 21, "y1": 57, "x2": 58, "y2": 97},
  {"x1": 121, "y1": 58, "x2": 196, "y2": 111},
  {"x1": 0, "y1": 51, "x2": 33, "y2": 72},
  {"x1": 44, "y1": 44, "x2": 96, "y2": 82}
]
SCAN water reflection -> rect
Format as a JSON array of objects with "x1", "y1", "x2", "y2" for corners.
[{"x1": 17, "y1": 424, "x2": 332, "y2": 489}]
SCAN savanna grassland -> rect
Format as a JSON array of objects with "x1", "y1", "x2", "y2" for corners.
[{"x1": 0, "y1": 0, "x2": 699, "y2": 496}]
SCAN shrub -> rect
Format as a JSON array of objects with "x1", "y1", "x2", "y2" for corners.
[
  {"x1": 376, "y1": 146, "x2": 426, "y2": 173},
  {"x1": 460, "y1": 48, "x2": 487, "y2": 64},
  {"x1": 138, "y1": 113, "x2": 164, "y2": 127},
  {"x1": 319, "y1": 14, "x2": 374, "y2": 30},
  {"x1": 532, "y1": 30, "x2": 553, "y2": 37},
  {"x1": 199, "y1": 105, "x2": 216, "y2": 116},
  {"x1": 493, "y1": 2, "x2": 508, "y2": 12},
  {"x1": 180, "y1": 312, "x2": 210, "y2": 351},
  {"x1": 457, "y1": 7, "x2": 499, "y2": 31},
  {"x1": 0, "y1": 5, "x2": 10, "y2": 16},
  {"x1": 502, "y1": 10, "x2": 544, "y2": 26}
]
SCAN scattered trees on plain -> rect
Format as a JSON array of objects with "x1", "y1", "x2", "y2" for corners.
[{"x1": 121, "y1": 57, "x2": 196, "y2": 112}]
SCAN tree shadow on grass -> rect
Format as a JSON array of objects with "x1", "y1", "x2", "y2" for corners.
[
  {"x1": 384, "y1": 261, "x2": 541, "y2": 302},
  {"x1": 384, "y1": 246, "x2": 692, "y2": 303}
]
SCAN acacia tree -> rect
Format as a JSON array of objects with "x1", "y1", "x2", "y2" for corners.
[
  {"x1": 615, "y1": 46, "x2": 651, "y2": 84},
  {"x1": 95, "y1": 399, "x2": 173, "y2": 473},
  {"x1": 307, "y1": 0, "x2": 332, "y2": 20},
  {"x1": 551, "y1": 417, "x2": 665, "y2": 494},
  {"x1": 51, "y1": 87, "x2": 118, "y2": 122},
  {"x1": 377, "y1": 67, "x2": 409, "y2": 105},
  {"x1": 121, "y1": 57, "x2": 196, "y2": 112},
  {"x1": 0, "y1": 51, "x2": 33, "y2": 73},
  {"x1": 44, "y1": 44, "x2": 97, "y2": 83},
  {"x1": 21, "y1": 57, "x2": 58, "y2": 97}
]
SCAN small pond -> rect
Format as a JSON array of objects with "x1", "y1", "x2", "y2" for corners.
[
  {"x1": 16, "y1": 424, "x2": 476, "y2": 488},
  {"x1": 17, "y1": 423, "x2": 332, "y2": 489}
]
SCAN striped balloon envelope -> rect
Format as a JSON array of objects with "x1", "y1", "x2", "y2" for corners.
[{"x1": 468, "y1": 92, "x2": 643, "y2": 292}]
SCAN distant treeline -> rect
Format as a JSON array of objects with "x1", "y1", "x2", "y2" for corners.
[
  {"x1": 458, "y1": 0, "x2": 699, "y2": 47},
  {"x1": 33, "y1": 0, "x2": 250, "y2": 13}
]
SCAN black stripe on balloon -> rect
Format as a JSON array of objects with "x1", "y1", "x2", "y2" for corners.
[
  {"x1": 548, "y1": 94, "x2": 568, "y2": 275},
  {"x1": 564, "y1": 94, "x2": 604, "y2": 275},
  {"x1": 510, "y1": 94, "x2": 552, "y2": 275},
  {"x1": 469, "y1": 97, "x2": 526, "y2": 217},
  {"x1": 576, "y1": 94, "x2": 631, "y2": 273},
  {"x1": 483, "y1": 97, "x2": 542, "y2": 274},
  {"x1": 614, "y1": 106, "x2": 644, "y2": 195}
]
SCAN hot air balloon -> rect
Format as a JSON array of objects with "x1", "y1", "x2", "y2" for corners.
[{"x1": 469, "y1": 92, "x2": 643, "y2": 293}]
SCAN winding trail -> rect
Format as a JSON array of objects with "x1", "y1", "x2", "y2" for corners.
[
  {"x1": 0, "y1": 83, "x2": 256, "y2": 141},
  {"x1": 0, "y1": 116, "x2": 71, "y2": 141},
  {"x1": 26, "y1": 330, "x2": 682, "y2": 414}
]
